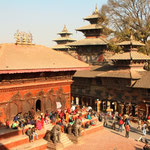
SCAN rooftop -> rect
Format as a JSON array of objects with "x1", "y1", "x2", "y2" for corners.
[
  {"x1": 53, "y1": 37, "x2": 76, "y2": 42},
  {"x1": 109, "y1": 51, "x2": 150, "y2": 60},
  {"x1": 58, "y1": 25, "x2": 72, "y2": 35},
  {"x1": 52, "y1": 44, "x2": 70, "y2": 50},
  {"x1": 69, "y1": 38, "x2": 108, "y2": 46},
  {"x1": 133, "y1": 71, "x2": 150, "y2": 89},
  {"x1": 0, "y1": 43, "x2": 89, "y2": 74},
  {"x1": 83, "y1": 5, "x2": 100, "y2": 21},
  {"x1": 76, "y1": 24, "x2": 103, "y2": 31},
  {"x1": 117, "y1": 35, "x2": 145, "y2": 46}
]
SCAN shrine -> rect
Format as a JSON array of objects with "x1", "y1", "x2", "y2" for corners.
[{"x1": 0, "y1": 32, "x2": 89, "y2": 124}]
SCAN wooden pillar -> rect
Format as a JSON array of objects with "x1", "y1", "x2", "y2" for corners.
[
  {"x1": 125, "y1": 103, "x2": 130, "y2": 115},
  {"x1": 71, "y1": 96, "x2": 74, "y2": 105},
  {"x1": 114, "y1": 102, "x2": 117, "y2": 111},
  {"x1": 119, "y1": 104, "x2": 124, "y2": 115},
  {"x1": 76, "y1": 97, "x2": 79, "y2": 105},
  {"x1": 81, "y1": 97, "x2": 84, "y2": 106},
  {"x1": 97, "y1": 100, "x2": 100, "y2": 112},
  {"x1": 107, "y1": 101, "x2": 110, "y2": 109},
  {"x1": 135, "y1": 105, "x2": 138, "y2": 116},
  {"x1": 146, "y1": 104, "x2": 149, "y2": 118}
]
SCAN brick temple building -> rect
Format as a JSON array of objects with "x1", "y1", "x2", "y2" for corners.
[
  {"x1": 69, "y1": 5, "x2": 108, "y2": 65},
  {"x1": 0, "y1": 34, "x2": 89, "y2": 124},
  {"x1": 52, "y1": 25, "x2": 76, "y2": 51},
  {"x1": 71, "y1": 32, "x2": 150, "y2": 118}
]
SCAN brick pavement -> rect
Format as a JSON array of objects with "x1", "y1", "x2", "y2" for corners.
[{"x1": 64, "y1": 129, "x2": 144, "y2": 150}]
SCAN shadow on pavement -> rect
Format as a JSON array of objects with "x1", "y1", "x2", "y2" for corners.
[
  {"x1": 110, "y1": 130, "x2": 125, "y2": 138},
  {"x1": 134, "y1": 146, "x2": 143, "y2": 150}
]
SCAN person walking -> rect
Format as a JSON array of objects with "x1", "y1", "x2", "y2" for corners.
[
  {"x1": 125, "y1": 123, "x2": 130, "y2": 138},
  {"x1": 118, "y1": 117, "x2": 124, "y2": 132},
  {"x1": 137, "y1": 122, "x2": 147, "y2": 142},
  {"x1": 103, "y1": 113, "x2": 108, "y2": 127},
  {"x1": 112, "y1": 116, "x2": 116, "y2": 130}
]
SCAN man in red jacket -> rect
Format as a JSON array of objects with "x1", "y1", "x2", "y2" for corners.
[{"x1": 118, "y1": 117, "x2": 124, "y2": 132}]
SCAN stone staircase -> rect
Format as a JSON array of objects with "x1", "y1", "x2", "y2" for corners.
[
  {"x1": 0, "y1": 121, "x2": 103, "y2": 150},
  {"x1": 60, "y1": 133, "x2": 74, "y2": 148},
  {"x1": 10, "y1": 139, "x2": 47, "y2": 150},
  {"x1": 0, "y1": 123, "x2": 54, "y2": 150}
]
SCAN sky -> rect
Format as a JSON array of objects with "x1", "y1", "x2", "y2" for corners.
[{"x1": 0, "y1": 0, "x2": 107, "y2": 47}]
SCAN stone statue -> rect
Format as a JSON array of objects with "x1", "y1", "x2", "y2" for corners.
[
  {"x1": 51, "y1": 123, "x2": 61, "y2": 144},
  {"x1": 72, "y1": 118, "x2": 82, "y2": 137},
  {"x1": 44, "y1": 130, "x2": 52, "y2": 142},
  {"x1": 67, "y1": 124, "x2": 72, "y2": 135}
]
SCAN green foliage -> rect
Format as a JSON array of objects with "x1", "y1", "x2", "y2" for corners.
[
  {"x1": 101, "y1": 0, "x2": 150, "y2": 43},
  {"x1": 108, "y1": 42, "x2": 122, "y2": 53}
]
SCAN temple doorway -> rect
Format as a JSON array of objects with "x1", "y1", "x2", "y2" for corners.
[{"x1": 36, "y1": 99, "x2": 41, "y2": 112}]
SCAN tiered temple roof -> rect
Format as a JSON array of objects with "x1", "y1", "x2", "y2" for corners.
[
  {"x1": 69, "y1": 5, "x2": 108, "y2": 47},
  {"x1": 52, "y1": 25, "x2": 76, "y2": 51},
  {"x1": 74, "y1": 36, "x2": 150, "y2": 83},
  {"x1": 117, "y1": 35, "x2": 145, "y2": 46},
  {"x1": 97, "y1": 36, "x2": 150, "y2": 79}
]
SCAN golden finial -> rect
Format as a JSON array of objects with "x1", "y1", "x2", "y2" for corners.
[
  {"x1": 21, "y1": 32, "x2": 26, "y2": 44},
  {"x1": 14, "y1": 30, "x2": 21, "y2": 45},
  {"x1": 14, "y1": 30, "x2": 33, "y2": 45},
  {"x1": 62, "y1": 25, "x2": 68, "y2": 32},
  {"x1": 93, "y1": 4, "x2": 98, "y2": 15},
  {"x1": 130, "y1": 34, "x2": 134, "y2": 41},
  {"x1": 95, "y1": 4, "x2": 98, "y2": 13},
  {"x1": 27, "y1": 32, "x2": 33, "y2": 44}
]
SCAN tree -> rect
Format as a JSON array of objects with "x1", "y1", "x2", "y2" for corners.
[{"x1": 101, "y1": 0, "x2": 150, "y2": 43}]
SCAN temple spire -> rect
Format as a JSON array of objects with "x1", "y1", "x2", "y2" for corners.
[
  {"x1": 62, "y1": 25, "x2": 68, "y2": 32},
  {"x1": 130, "y1": 34, "x2": 134, "y2": 41},
  {"x1": 93, "y1": 4, "x2": 98, "y2": 15}
]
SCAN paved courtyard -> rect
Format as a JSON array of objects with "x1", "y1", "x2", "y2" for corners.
[
  {"x1": 65, "y1": 129, "x2": 144, "y2": 150},
  {"x1": 64, "y1": 119, "x2": 150, "y2": 150}
]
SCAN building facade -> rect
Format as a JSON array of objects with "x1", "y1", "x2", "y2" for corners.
[
  {"x1": 71, "y1": 36, "x2": 150, "y2": 118},
  {"x1": 0, "y1": 41, "x2": 89, "y2": 124}
]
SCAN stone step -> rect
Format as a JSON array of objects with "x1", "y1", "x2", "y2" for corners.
[
  {"x1": 10, "y1": 139, "x2": 48, "y2": 150},
  {"x1": 81, "y1": 122, "x2": 104, "y2": 136},
  {"x1": 0, "y1": 123, "x2": 53, "y2": 140},
  {"x1": 0, "y1": 128, "x2": 47, "y2": 149},
  {"x1": 0, "y1": 122, "x2": 54, "y2": 150},
  {"x1": 60, "y1": 133, "x2": 73, "y2": 148}
]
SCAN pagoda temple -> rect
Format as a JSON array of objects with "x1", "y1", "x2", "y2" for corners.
[
  {"x1": 0, "y1": 32, "x2": 89, "y2": 124},
  {"x1": 71, "y1": 35, "x2": 150, "y2": 118},
  {"x1": 69, "y1": 5, "x2": 108, "y2": 64},
  {"x1": 52, "y1": 25, "x2": 76, "y2": 51}
]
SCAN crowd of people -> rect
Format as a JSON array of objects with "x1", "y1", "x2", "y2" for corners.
[
  {"x1": 5, "y1": 106, "x2": 99, "y2": 142},
  {"x1": 97, "y1": 111, "x2": 150, "y2": 149},
  {"x1": 3, "y1": 106, "x2": 150, "y2": 149}
]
